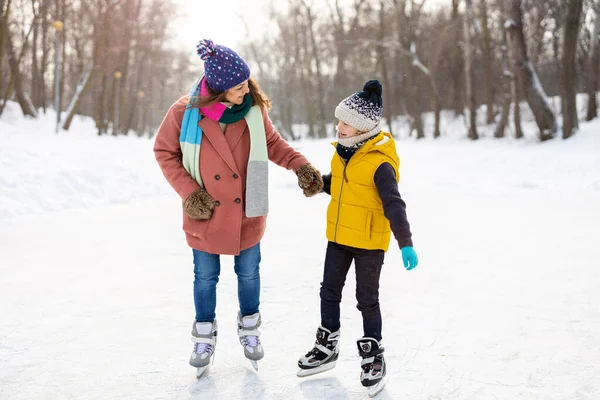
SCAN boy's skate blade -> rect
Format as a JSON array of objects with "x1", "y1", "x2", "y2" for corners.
[
  {"x1": 196, "y1": 365, "x2": 209, "y2": 379},
  {"x1": 250, "y1": 360, "x2": 259, "y2": 371},
  {"x1": 296, "y1": 361, "x2": 336, "y2": 377},
  {"x1": 366, "y1": 376, "x2": 388, "y2": 398}
]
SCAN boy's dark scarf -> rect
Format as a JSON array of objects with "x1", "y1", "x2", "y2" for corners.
[{"x1": 336, "y1": 138, "x2": 372, "y2": 162}]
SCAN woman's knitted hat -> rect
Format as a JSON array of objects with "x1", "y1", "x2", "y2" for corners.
[
  {"x1": 196, "y1": 39, "x2": 251, "y2": 92},
  {"x1": 335, "y1": 80, "x2": 383, "y2": 132}
]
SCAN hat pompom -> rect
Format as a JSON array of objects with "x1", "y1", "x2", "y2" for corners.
[
  {"x1": 362, "y1": 80, "x2": 382, "y2": 96},
  {"x1": 357, "y1": 79, "x2": 383, "y2": 107},
  {"x1": 196, "y1": 39, "x2": 216, "y2": 60}
]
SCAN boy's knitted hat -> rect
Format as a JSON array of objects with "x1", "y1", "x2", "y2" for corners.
[
  {"x1": 335, "y1": 80, "x2": 383, "y2": 133},
  {"x1": 196, "y1": 39, "x2": 251, "y2": 92}
]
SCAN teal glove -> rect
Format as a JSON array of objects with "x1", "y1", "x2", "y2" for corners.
[{"x1": 401, "y1": 246, "x2": 419, "y2": 270}]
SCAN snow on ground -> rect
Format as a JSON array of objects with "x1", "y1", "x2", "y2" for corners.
[{"x1": 1, "y1": 100, "x2": 600, "y2": 399}]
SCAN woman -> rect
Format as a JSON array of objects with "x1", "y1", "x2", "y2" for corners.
[{"x1": 153, "y1": 39, "x2": 323, "y2": 376}]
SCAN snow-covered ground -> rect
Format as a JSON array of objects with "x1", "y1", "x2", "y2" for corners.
[{"x1": 1, "y1": 100, "x2": 600, "y2": 399}]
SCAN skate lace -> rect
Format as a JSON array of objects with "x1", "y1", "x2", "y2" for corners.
[
  {"x1": 362, "y1": 355, "x2": 383, "y2": 374},
  {"x1": 307, "y1": 345, "x2": 323, "y2": 357},
  {"x1": 241, "y1": 335, "x2": 260, "y2": 347},
  {"x1": 194, "y1": 342, "x2": 214, "y2": 355}
]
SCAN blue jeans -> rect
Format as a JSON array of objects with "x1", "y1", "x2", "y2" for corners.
[{"x1": 192, "y1": 242, "x2": 261, "y2": 323}]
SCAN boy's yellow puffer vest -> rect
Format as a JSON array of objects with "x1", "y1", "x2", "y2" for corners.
[{"x1": 326, "y1": 131, "x2": 400, "y2": 251}]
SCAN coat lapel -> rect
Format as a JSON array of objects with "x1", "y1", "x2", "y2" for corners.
[
  {"x1": 199, "y1": 118, "x2": 239, "y2": 173},
  {"x1": 224, "y1": 118, "x2": 247, "y2": 151}
]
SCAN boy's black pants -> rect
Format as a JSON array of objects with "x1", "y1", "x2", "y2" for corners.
[{"x1": 320, "y1": 241, "x2": 385, "y2": 341}]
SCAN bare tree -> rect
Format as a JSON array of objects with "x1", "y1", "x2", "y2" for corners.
[
  {"x1": 463, "y1": 0, "x2": 478, "y2": 139},
  {"x1": 327, "y1": 0, "x2": 366, "y2": 117},
  {"x1": 505, "y1": 0, "x2": 557, "y2": 141},
  {"x1": 494, "y1": 2, "x2": 511, "y2": 138},
  {"x1": 561, "y1": 0, "x2": 583, "y2": 139},
  {"x1": 378, "y1": 0, "x2": 393, "y2": 135},
  {"x1": 394, "y1": 0, "x2": 426, "y2": 139},
  {"x1": 479, "y1": 0, "x2": 494, "y2": 124},
  {"x1": 494, "y1": 0, "x2": 523, "y2": 139},
  {"x1": 449, "y1": 0, "x2": 463, "y2": 115},
  {"x1": 5, "y1": 28, "x2": 37, "y2": 116},
  {"x1": 0, "y1": 0, "x2": 12, "y2": 104},
  {"x1": 62, "y1": 66, "x2": 94, "y2": 130},
  {"x1": 586, "y1": 0, "x2": 600, "y2": 121}
]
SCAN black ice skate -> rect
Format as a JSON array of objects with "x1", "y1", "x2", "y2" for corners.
[
  {"x1": 357, "y1": 337, "x2": 388, "y2": 398},
  {"x1": 297, "y1": 326, "x2": 340, "y2": 377}
]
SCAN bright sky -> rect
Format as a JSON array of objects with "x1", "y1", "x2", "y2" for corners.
[
  {"x1": 171, "y1": 0, "x2": 445, "y2": 59},
  {"x1": 172, "y1": 0, "x2": 274, "y2": 52}
]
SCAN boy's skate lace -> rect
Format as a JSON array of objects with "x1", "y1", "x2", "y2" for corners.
[
  {"x1": 240, "y1": 335, "x2": 260, "y2": 347},
  {"x1": 305, "y1": 346, "x2": 321, "y2": 358},
  {"x1": 194, "y1": 342, "x2": 214, "y2": 355}
]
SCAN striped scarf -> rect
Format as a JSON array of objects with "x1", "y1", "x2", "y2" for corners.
[{"x1": 179, "y1": 76, "x2": 269, "y2": 217}]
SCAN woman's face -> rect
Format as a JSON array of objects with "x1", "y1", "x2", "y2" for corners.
[
  {"x1": 337, "y1": 120, "x2": 360, "y2": 139},
  {"x1": 224, "y1": 80, "x2": 250, "y2": 105}
]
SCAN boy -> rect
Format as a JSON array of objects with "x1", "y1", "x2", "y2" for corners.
[{"x1": 297, "y1": 80, "x2": 419, "y2": 394}]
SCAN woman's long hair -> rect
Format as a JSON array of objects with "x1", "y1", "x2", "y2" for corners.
[{"x1": 185, "y1": 77, "x2": 271, "y2": 110}]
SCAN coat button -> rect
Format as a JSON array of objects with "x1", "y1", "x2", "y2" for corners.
[
  {"x1": 215, "y1": 175, "x2": 220, "y2": 180},
  {"x1": 233, "y1": 173, "x2": 239, "y2": 179},
  {"x1": 235, "y1": 198, "x2": 241, "y2": 204},
  {"x1": 215, "y1": 201, "x2": 220, "y2": 206}
]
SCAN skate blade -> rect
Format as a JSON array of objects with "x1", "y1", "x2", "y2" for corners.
[
  {"x1": 196, "y1": 365, "x2": 209, "y2": 379},
  {"x1": 296, "y1": 361, "x2": 336, "y2": 377},
  {"x1": 367, "y1": 376, "x2": 388, "y2": 398},
  {"x1": 250, "y1": 360, "x2": 259, "y2": 371}
]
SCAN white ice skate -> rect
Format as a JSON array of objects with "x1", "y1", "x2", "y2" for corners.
[
  {"x1": 189, "y1": 320, "x2": 217, "y2": 378},
  {"x1": 237, "y1": 312, "x2": 263, "y2": 371}
]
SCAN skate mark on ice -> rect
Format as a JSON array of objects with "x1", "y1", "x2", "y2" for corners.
[
  {"x1": 185, "y1": 375, "x2": 216, "y2": 400},
  {"x1": 299, "y1": 377, "x2": 349, "y2": 399},
  {"x1": 240, "y1": 369, "x2": 267, "y2": 399}
]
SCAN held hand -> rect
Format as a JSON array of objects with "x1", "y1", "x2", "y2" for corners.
[
  {"x1": 183, "y1": 187, "x2": 216, "y2": 220},
  {"x1": 401, "y1": 246, "x2": 419, "y2": 271},
  {"x1": 296, "y1": 164, "x2": 324, "y2": 197}
]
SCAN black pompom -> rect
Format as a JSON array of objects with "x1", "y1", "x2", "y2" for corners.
[{"x1": 362, "y1": 80, "x2": 382, "y2": 96}]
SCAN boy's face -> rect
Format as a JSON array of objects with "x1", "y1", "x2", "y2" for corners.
[{"x1": 337, "y1": 120, "x2": 360, "y2": 139}]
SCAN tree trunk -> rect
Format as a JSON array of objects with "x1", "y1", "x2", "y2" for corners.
[
  {"x1": 0, "y1": 0, "x2": 11, "y2": 100},
  {"x1": 586, "y1": 1, "x2": 600, "y2": 121},
  {"x1": 114, "y1": 0, "x2": 142, "y2": 135},
  {"x1": 480, "y1": 0, "x2": 494, "y2": 124},
  {"x1": 506, "y1": 0, "x2": 556, "y2": 141},
  {"x1": 124, "y1": 50, "x2": 146, "y2": 135},
  {"x1": 329, "y1": 0, "x2": 365, "y2": 129},
  {"x1": 396, "y1": 0, "x2": 424, "y2": 139},
  {"x1": 31, "y1": 4, "x2": 40, "y2": 109},
  {"x1": 430, "y1": 72, "x2": 441, "y2": 138},
  {"x1": 378, "y1": 0, "x2": 393, "y2": 136},
  {"x1": 562, "y1": 0, "x2": 583, "y2": 139},
  {"x1": 302, "y1": 1, "x2": 327, "y2": 138},
  {"x1": 512, "y1": 81, "x2": 524, "y2": 139},
  {"x1": 292, "y1": 6, "x2": 315, "y2": 138},
  {"x1": 494, "y1": 86, "x2": 511, "y2": 138},
  {"x1": 97, "y1": 73, "x2": 108, "y2": 135},
  {"x1": 408, "y1": 50, "x2": 440, "y2": 138},
  {"x1": 39, "y1": 0, "x2": 49, "y2": 112},
  {"x1": 6, "y1": 30, "x2": 37, "y2": 117},
  {"x1": 495, "y1": 3, "x2": 512, "y2": 139},
  {"x1": 463, "y1": 0, "x2": 478, "y2": 140},
  {"x1": 58, "y1": 0, "x2": 67, "y2": 119},
  {"x1": 450, "y1": 0, "x2": 464, "y2": 115},
  {"x1": 62, "y1": 67, "x2": 94, "y2": 130}
]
